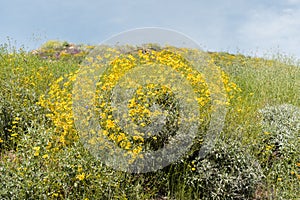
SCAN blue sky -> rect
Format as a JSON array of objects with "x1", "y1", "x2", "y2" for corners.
[{"x1": 1, "y1": 0, "x2": 300, "y2": 59}]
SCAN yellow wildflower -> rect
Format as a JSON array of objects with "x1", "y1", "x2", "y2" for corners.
[
  {"x1": 106, "y1": 119, "x2": 115, "y2": 129},
  {"x1": 33, "y1": 147, "x2": 40, "y2": 152},
  {"x1": 42, "y1": 154, "x2": 49, "y2": 159},
  {"x1": 33, "y1": 146, "x2": 40, "y2": 156},
  {"x1": 265, "y1": 145, "x2": 274, "y2": 151},
  {"x1": 78, "y1": 165, "x2": 83, "y2": 173},
  {"x1": 52, "y1": 193, "x2": 59, "y2": 197},
  {"x1": 76, "y1": 173, "x2": 85, "y2": 181}
]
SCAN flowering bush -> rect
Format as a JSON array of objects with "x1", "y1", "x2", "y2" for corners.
[{"x1": 38, "y1": 45, "x2": 241, "y2": 168}]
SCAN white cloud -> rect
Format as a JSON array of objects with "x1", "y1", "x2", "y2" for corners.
[
  {"x1": 238, "y1": 7, "x2": 300, "y2": 58},
  {"x1": 286, "y1": 0, "x2": 300, "y2": 5}
]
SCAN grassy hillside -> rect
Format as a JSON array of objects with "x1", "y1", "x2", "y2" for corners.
[{"x1": 0, "y1": 41, "x2": 299, "y2": 199}]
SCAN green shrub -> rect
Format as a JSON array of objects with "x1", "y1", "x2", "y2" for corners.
[
  {"x1": 182, "y1": 138, "x2": 264, "y2": 200},
  {"x1": 258, "y1": 104, "x2": 299, "y2": 166},
  {"x1": 257, "y1": 104, "x2": 300, "y2": 199}
]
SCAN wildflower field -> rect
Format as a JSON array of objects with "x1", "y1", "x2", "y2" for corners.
[{"x1": 0, "y1": 41, "x2": 299, "y2": 199}]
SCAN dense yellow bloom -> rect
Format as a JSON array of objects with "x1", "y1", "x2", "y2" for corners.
[{"x1": 38, "y1": 46, "x2": 241, "y2": 163}]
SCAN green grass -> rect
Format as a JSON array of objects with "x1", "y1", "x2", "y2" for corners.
[{"x1": 0, "y1": 42, "x2": 299, "y2": 199}]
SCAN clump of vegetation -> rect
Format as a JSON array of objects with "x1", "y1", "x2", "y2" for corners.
[
  {"x1": 32, "y1": 40, "x2": 94, "y2": 62},
  {"x1": 0, "y1": 41, "x2": 299, "y2": 199},
  {"x1": 184, "y1": 138, "x2": 264, "y2": 200},
  {"x1": 257, "y1": 104, "x2": 300, "y2": 198}
]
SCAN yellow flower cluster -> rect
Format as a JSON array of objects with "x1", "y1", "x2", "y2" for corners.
[
  {"x1": 38, "y1": 46, "x2": 241, "y2": 163},
  {"x1": 38, "y1": 71, "x2": 78, "y2": 146}
]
